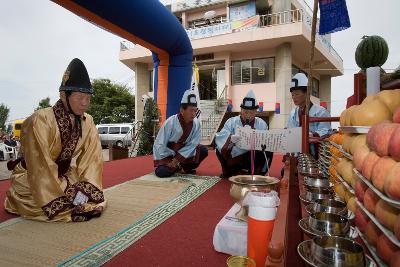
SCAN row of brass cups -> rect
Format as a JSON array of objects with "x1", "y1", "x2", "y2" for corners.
[{"x1": 297, "y1": 155, "x2": 371, "y2": 266}]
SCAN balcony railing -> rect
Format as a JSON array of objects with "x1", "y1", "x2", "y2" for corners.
[
  {"x1": 258, "y1": 9, "x2": 342, "y2": 64},
  {"x1": 259, "y1": 9, "x2": 303, "y2": 27},
  {"x1": 121, "y1": 8, "x2": 342, "y2": 65},
  {"x1": 185, "y1": 8, "x2": 342, "y2": 64}
]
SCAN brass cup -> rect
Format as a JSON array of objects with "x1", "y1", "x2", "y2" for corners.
[
  {"x1": 304, "y1": 186, "x2": 334, "y2": 202},
  {"x1": 308, "y1": 212, "x2": 350, "y2": 237},
  {"x1": 313, "y1": 199, "x2": 347, "y2": 216},
  {"x1": 227, "y1": 256, "x2": 256, "y2": 267},
  {"x1": 229, "y1": 175, "x2": 280, "y2": 220},
  {"x1": 310, "y1": 236, "x2": 365, "y2": 267}
]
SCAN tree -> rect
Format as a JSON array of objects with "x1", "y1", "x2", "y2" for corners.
[
  {"x1": 87, "y1": 79, "x2": 135, "y2": 124},
  {"x1": 35, "y1": 97, "x2": 51, "y2": 111},
  {"x1": 136, "y1": 98, "x2": 160, "y2": 156},
  {"x1": 6, "y1": 124, "x2": 13, "y2": 135},
  {"x1": 0, "y1": 103, "x2": 10, "y2": 132}
]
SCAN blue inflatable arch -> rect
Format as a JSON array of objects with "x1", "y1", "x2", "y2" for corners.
[{"x1": 52, "y1": 0, "x2": 193, "y2": 123}]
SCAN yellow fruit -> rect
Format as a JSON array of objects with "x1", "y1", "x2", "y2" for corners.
[
  {"x1": 350, "y1": 134, "x2": 367, "y2": 155},
  {"x1": 347, "y1": 197, "x2": 357, "y2": 212},
  {"x1": 343, "y1": 134, "x2": 355, "y2": 153},
  {"x1": 351, "y1": 99, "x2": 392, "y2": 126},
  {"x1": 377, "y1": 89, "x2": 400, "y2": 113},
  {"x1": 340, "y1": 109, "x2": 347, "y2": 126},
  {"x1": 345, "y1": 105, "x2": 357, "y2": 126}
]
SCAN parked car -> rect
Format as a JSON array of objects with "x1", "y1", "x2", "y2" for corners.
[{"x1": 96, "y1": 123, "x2": 134, "y2": 148}]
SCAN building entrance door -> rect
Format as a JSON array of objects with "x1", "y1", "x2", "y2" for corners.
[
  {"x1": 216, "y1": 69, "x2": 226, "y2": 98},
  {"x1": 199, "y1": 69, "x2": 216, "y2": 100},
  {"x1": 197, "y1": 61, "x2": 225, "y2": 100}
]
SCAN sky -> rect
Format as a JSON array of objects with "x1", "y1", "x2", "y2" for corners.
[{"x1": 1, "y1": 0, "x2": 399, "y2": 124}]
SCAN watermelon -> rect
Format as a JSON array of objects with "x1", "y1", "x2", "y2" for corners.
[{"x1": 355, "y1": 35, "x2": 389, "y2": 69}]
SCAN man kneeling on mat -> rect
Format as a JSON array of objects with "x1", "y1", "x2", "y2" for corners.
[{"x1": 153, "y1": 90, "x2": 208, "y2": 177}]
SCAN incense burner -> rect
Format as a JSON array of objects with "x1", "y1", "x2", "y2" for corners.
[{"x1": 229, "y1": 175, "x2": 280, "y2": 221}]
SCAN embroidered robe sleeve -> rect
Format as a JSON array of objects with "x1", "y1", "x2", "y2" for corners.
[
  {"x1": 23, "y1": 111, "x2": 71, "y2": 219},
  {"x1": 74, "y1": 115, "x2": 105, "y2": 204}
]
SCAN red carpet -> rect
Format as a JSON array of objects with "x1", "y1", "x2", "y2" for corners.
[
  {"x1": 0, "y1": 180, "x2": 12, "y2": 222},
  {"x1": 0, "y1": 151, "x2": 284, "y2": 266}
]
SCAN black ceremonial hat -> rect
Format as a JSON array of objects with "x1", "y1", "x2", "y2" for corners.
[{"x1": 59, "y1": 58, "x2": 93, "y2": 94}]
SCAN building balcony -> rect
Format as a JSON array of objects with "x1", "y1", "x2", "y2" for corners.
[{"x1": 120, "y1": 8, "x2": 343, "y2": 77}]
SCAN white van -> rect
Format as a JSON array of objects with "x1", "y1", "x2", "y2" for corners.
[{"x1": 96, "y1": 123, "x2": 134, "y2": 148}]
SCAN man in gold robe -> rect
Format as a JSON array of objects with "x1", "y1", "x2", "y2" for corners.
[{"x1": 4, "y1": 58, "x2": 106, "y2": 222}]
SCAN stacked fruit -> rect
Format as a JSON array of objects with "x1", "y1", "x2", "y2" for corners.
[
  {"x1": 340, "y1": 90, "x2": 400, "y2": 128},
  {"x1": 328, "y1": 89, "x2": 400, "y2": 266},
  {"x1": 337, "y1": 90, "x2": 400, "y2": 266}
]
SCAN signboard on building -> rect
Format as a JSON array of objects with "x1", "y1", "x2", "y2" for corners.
[
  {"x1": 172, "y1": 0, "x2": 227, "y2": 12},
  {"x1": 229, "y1": 1, "x2": 256, "y2": 21},
  {"x1": 231, "y1": 15, "x2": 259, "y2": 33},
  {"x1": 186, "y1": 15, "x2": 259, "y2": 40},
  {"x1": 186, "y1": 22, "x2": 232, "y2": 40}
]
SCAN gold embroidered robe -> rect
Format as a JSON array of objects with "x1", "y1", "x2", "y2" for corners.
[{"x1": 4, "y1": 103, "x2": 106, "y2": 222}]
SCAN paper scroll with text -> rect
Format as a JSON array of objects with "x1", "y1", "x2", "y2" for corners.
[{"x1": 235, "y1": 126, "x2": 302, "y2": 153}]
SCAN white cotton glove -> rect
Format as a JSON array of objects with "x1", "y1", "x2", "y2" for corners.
[
  {"x1": 73, "y1": 191, "x2": 89, "y2": 206},
  {"x1": 231, "y1": 134, "x2": 241, "y2": 144}
]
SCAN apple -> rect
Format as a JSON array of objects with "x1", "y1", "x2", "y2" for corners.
[
  {"x1": 353, "y1": 145, "x2": 370, "y2": 171},
  {"x1": 384, "y1": 163, "x2": 400, "y2": 200},
  {"x1": 363, "y1": 188, "x2": 380, "y2": 215},
  {"x1": 355, "y1": 207, "x2": 370, "y2": 233},
  {"x1": 367, "y1": 121, "x2": 390, "y2": 151},
  {"x1": 393, "y1": 214, "x2": 400, "y2": 241},
  {"x1": 365, "y1": 221, "x2": 382, "y2": 247},
  {"x1": 355, "y1": 179, "x2": 368, "y2": 202},
  {"x1": 377, "y1": 234, "x2": 399, "y2": 265},
  {"x1": 393, "y1": 107, "x2": 400, "y2": 123},
  {"x1": 361, "y1": 152, "x2": 380, "y2": 180},
  {"x1": 375, "y1": 199, "x2": 400, "y2": 232},
  {"x1": 389, "y1": 126, "x2": 400, "y2": 161},
  {"x1": 390, "y1": 251, "x2": 400, "y2": 267},
  {"x1": 371, "y1": 157, "x2": 396, "y2": 192},
  {"x1": 373, "y1": 123, "x2": 399, "y2": 156}
]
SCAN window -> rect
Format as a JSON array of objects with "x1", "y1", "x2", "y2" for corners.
[
  {"x1": 188, "y1": 16, "x2": 227, "y2": 29},
  {"x1": 193, "y1": 53, "x2": 214, "y2": 61},
  {"x1": 14, "y1": 124, "x2": 22, "y2": 130},
  {"x1": 97, "y1": 127, "x2": 108, "y2": 134},
  {"x1": 312, "y1": 78, "x2": 320, "y2": 98},
  {"x1": 109, "y1": 127, "x2": 120, "y2": 134},
  {"x1": 232, "y1": 58, "x2": 275, "y2": 84},
  {"x1": 121, "y1": 127, "x2": 130, "y2": 134},
  {"x1": 232, "y1": 61, "x2": 242, "y2": 84},
  {"x1": 252, "y1": 58, "x2": 274, "y2": 83}
]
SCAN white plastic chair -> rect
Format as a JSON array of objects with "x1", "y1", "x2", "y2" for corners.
[{"x1": 0, "y1": 143, "x2": 17, "y2": 161}]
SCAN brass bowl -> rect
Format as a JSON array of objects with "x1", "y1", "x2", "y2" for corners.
[
  {"x1": 310, "y1": 236, "x2": 365, "y2": 267},
  {"x1": 308, "y1": 212, "x2": 350, "y2": 237},
  {"x1": 229, "y1": 175, "x2": 280, "y2": 204},
  {"x1": 303, "y1": 176, "x2": 331, "y2": 188},
  {"x1": 229, "y1": 175, "x2": 280, "y2": 220},
  {"x1": 226, "y1": 256, "x2": 256, "y2": 267},
  {"x1": 300, "y1": 186, "x2": 334, "y2": 203},
  {"x1": 298, "y1": 166, "x2": 321, "y2": 177},
  {"x1": 298, "y1": 237, "x2": 372, "y2": 267},
  {"x1": 312, "y1": 199, "x2": 348, "y2": 216}
]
